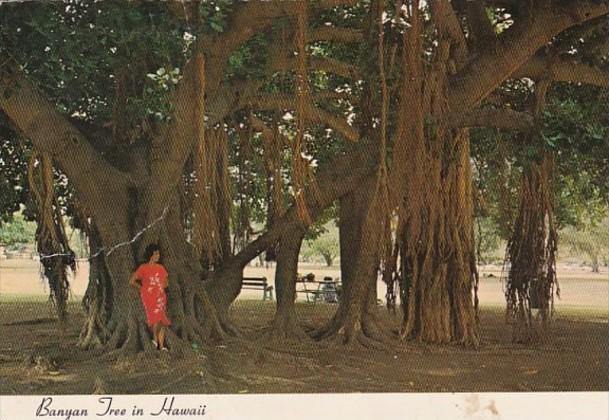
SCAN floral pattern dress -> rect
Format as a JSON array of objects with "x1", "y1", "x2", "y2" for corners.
[{"x1": 135, "y1": 263, "x2": 171, "y2": 327}]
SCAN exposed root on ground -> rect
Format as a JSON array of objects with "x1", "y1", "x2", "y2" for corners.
[
  {"x1": 264, "y1": 311, "x2": 311, "y2": 342},
  {"x1": 312, "y1": 312, "x2": 396, "y2": 350},
  {"x1": 78, "y1": 308, "x2": 110, "y2": 350},
  {"x1": 213, "y1": 339, "x2": 321, "y2": 372}
]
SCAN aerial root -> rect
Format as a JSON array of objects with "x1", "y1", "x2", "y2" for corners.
[
  {"x1": 78, "y1": 306, "x2": 112, "y2": 350},
  {"x1": 217, "y1": 316, "x2": 242, "y2": 339}
]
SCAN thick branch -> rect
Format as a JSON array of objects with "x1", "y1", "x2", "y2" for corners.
[
  {"x1": 250, "y1": 93, "x2": 359, "y2": 142},
  {"x1": 448, "y1": 1, "x2": 609, "y2": 110},
  {"x1": 430, "y1": 0, "x2": 468, "y2": 67},
  {"x1": 142, "y1": 2, "x2": 309, "y2": 217},
  {"x1": 208, "y1": 81, "x2": 266, "y2": 126},
  {"x1": 226, "y1": 145, "x2": 375, "y2": 268},
  {"x1": 514, "y1": 56, "x2": 609, "y2": 87},
  {"x1": 307, "y1": 105, "x2": 359, "y2": 142},
  {"x1": 309, "y1": 26, "x2": 363, "y2": 43},
  {"x1": 0, "y1": 60, "x2": 132, "y2": 194},
  {"x1": 143, "y1": 1, "x2": 360, "y2": 204},
  {"x1": 202, "y1": 0, "x2": 359, "y2": 89}
]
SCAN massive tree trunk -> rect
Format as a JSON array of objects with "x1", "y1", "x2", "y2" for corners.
[
  {"x1": 77, "y1": 186, "x2": 237, "y2": 356},
  {"x1": 268, "y1": 230, "x2": 308, "y2": 339},
  {"x1": 310, "y1": 0, "x2": 393, "y2": 346},
  {"x1": 2, "y1": 0, "x2": 606, "y2": 356},
  {"x1": 390, "y1": 5, "x2": 479, "y2": 346},
  {"x1": 399, "y1": 130, "x2": 479, "y2": 346},
  {"x1": 79, "y1": 225, "x2": 113, "y2": 349},
  {"x1": 90, "y1": 198, "x2": 156, "y2": 355},
  {"x1": 312, "y1": 176, "x2": 391, "y2": 346}
]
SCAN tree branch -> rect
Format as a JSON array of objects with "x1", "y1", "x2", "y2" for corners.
[
  {"x1": 225, "y1": 144, "x2": 375, "y2": 268},
  {"x1": 430, "y1": 0, "x2": 468, "y2": 68},
  {"x1": 0, "y1": 59, "x2": 132, "y2": 193},
  {"x1": 145, "y1": 0, "x2": 361, "y2": 198},
  {"x1": 309, "y1": 26, "x2": 363, "y2": 43},
  {"x1": 448, "y1": 1, "x2": 609, "y2": 110},
  {"x1": 250, "y1": 93, "x2": 359, "y2": 142},
  {"x1": 514, "y1": 56, "x2": 609, "y2": 87},
  {"x1": 201, "y1": 0, "x2": 360, "y2": 90},
  {"x1": 142, "y1": 2, "x2": 311, "y2": 219}
]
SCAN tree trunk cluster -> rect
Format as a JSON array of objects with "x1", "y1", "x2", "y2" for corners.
[{"x1": 0, "y1": 0, "x2": 607, "y2": 355}]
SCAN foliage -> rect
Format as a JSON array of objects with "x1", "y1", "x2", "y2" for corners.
[
  {"x1": 0, "y1": 125, "x2": 30, "y2": 223},
  {"x1": 471, "y1": 83, "x2": 608, "y2": 243},
  {"x1": 0, "y1": 0, "x2": 607, "y2": 349},
  {"x1": 301, "y1": 226, "x2": 339, "y2": 266},
  {"x1": 561, "y1": 216, "x2": 609, "y2": 272},
  {"x1": 0, "y1": 212, "x2": 36, "y2": 250},
  {"x1": 544, "y1": 85, "x2": 609, "y2": 228},
  {"x1": 474, "y1": 216, "x2": 503, "y2": 265}
]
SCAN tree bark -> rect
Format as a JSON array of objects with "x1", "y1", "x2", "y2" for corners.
[
  {"x1": 268, "y1": 230, "x2": 308, "y2": 339},
  {"x1": 2, "y1": 0, "x2": 606, "y2": 357},
  {"x1": 397, "y1": 129, "x2": 479, "y2": 347},
  {"x1": 312, "y1": 175, "x2": 391, "y2": 346},
  {"x1": 389, "y1": 20, "x2": 479, "y2": 345},
  {"x1": 505, "y1": 80, "x2": 558, "y2": 343},
  {"x1": 79, "y1": 225, "x2": 112, "y2": 349}
]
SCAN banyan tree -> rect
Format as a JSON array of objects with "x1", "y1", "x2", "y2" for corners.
[{"x1": 0, "y1": 0, "x2": 608, "y2": 356}]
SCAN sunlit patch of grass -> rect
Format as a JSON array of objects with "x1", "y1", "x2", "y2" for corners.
[
  {"x1": 0, "y1": 294, "x2": 84, "y2": 304},
  {"x1": 478, "y1": 302, "x2": 607, "y2": 322},
  {"x1": 0, "y1": 294, "x2": 50, "y2": 303},
  {"x1": 551, "y1": 304, "x2": 609, "y2": 320}
]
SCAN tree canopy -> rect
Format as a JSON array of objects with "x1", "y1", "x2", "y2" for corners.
[{"x1": 1, "y1": 0, "x2": 607, "y2": 355}]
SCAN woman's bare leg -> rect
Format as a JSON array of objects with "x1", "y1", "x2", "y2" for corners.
[
  {"x1": 152, "y1": 323, "x2": 161, "y2": 349},
  {"x1": 158, "y1": 326, "x2": 166, "y2": 349}
]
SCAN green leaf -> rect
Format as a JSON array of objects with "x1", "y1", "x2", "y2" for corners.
[{"x1": 210, "y1": 21, "x2": 224, "y2": 33}]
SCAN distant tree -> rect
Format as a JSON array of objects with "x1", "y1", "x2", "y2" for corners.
[
  {"x1": 0, "y1": 212, "x2": 36, "y2": 250},
  {"x1": 474, "y1": 217, "x2": 502, "y2": 265},
  {"x1": 303, "y1": 233, "x2": 339, "y2": 267},
  {"x1": 2, "y1": 0, "x2": 607, "y2": 352},
  {"x1": 562, "y1": 217, "x2": 609, "y2": 273}
]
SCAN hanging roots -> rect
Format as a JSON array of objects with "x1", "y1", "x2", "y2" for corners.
[
  {"x1": 232, "y1": 114, "x2": 255, "y2": 253},
  {"x1": 292, "y1": 0, "x2": 320, "y2": 225},
  {"x1": 393, "y1": 4, "x2": 479, "y2": 346},
  {"x1": 28, "y1": 150, "x2": 75, "y2": 325},
  {"x1": 375, "y1": 0, "x2": 396, "y2": 309},
  {"x1": 260, "y1": 113, "x2": 285, "y2": 262},
  {"x1": 504, "y1": 153, "x2": 559, "y2": 342},
  {"x1": 191, "y1": 52, "x2": 231, "y2": 266},
  {"x1": 504, "y1": 80, "x2": 559, "y2": 343}
]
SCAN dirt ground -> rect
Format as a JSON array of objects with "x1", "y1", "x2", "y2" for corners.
[
  {"x1": 0, "y1": 259, "x2": 607, "y2": 394},
  {"x1": 0, "y1": 300, "x2": 607, "y2": 394}
]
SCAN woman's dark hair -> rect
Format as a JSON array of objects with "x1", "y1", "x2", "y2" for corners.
[{"x1": 143, "y1": 243, "x2": 162, "y2": 262}]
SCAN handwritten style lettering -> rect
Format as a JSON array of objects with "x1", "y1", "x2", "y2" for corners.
[
  {"x1": 150, "y1": 397, "x2": 207, "y2": 416},
  {"x1": 97, "y1": 397, "x2": 127, "y2": 416},
  {"x1": 36, "y1": 397, "x2": 88, "y2": 420}
]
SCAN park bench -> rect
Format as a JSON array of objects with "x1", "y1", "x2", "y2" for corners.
[
  {"x1": 296, "y1": 275, "x2": 340, "y2": 304},
  {"x1": 242, "y1": 277, "x2": 274, "y2": 301},
  {"x1": 295, "y1": 273, "x2": 317, "y2": 302}
]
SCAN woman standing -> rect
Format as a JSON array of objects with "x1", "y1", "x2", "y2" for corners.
[{"x1": 129, "y1": 243, "x2": 171, "y2": 351}]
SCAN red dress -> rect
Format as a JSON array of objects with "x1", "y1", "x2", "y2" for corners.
[{"x1": 135, "y1": 263, "x2": 171, "y2": 327}]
